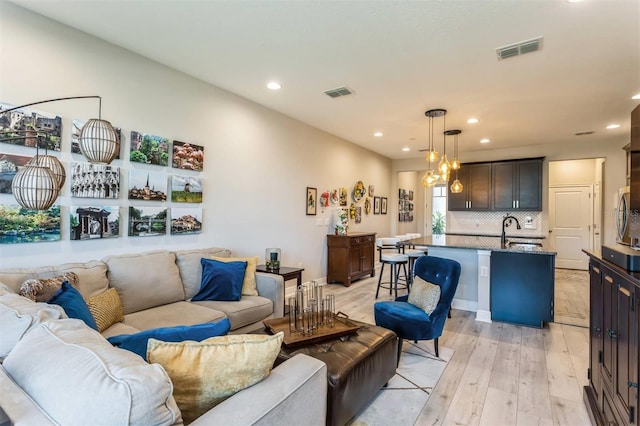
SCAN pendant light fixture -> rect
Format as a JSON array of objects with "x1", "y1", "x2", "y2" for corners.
[
  {"x1": 446, "y1": 129, "x2": 464, "y2": 194},
  {"x1": 422, "y1": 108, "x2": 447, "y2": 188},
  {"x1": 1, "y1": 96, "x2": 118, "y2": 210}
]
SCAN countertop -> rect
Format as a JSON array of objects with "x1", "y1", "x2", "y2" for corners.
[{"x1": 402, "y1": 234, "x2": 556, "y2": 255}]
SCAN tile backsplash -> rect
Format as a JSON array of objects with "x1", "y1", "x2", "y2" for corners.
[{"x1": 447, "y1": 211, "x2": 544, "y2": 238}]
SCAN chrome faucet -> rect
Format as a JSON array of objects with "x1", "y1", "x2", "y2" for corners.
[{"x1": 501, "y1": 215, "x2": 521, "y2": 245}]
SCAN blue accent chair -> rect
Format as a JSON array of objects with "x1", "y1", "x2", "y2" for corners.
[{"x1": 374, "y1": 255, "x2": 461, "y2": 362}]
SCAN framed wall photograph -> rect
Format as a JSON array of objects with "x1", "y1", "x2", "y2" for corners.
[
  {"x1": 381, "y1": 197, "x2": 388, "y2": 214},
  {"x1": 128, "y1": 206, "x2": 167, "y2": 237},
  {"x1": 0, "y1": 102, "x2": 61, "y2": 151},
  {"x1": 172, "y1": 141, "x2": 204, "y2": 171},
  {"x1": 373, "y1": 196, "x2": 381, "y2": 214},
  {"x1": 70, "y1": 206, "x2": 119, "y2": 240},
  {"x1": 171, "y1": 175, "x2": 203, "y2": 203},
  {"x1": 0, "y1": 153, "x2": 31, "y2": 194},
  {"x1": 306, "y1": 187, "x2": 317, "y2": 215},
  {"x1": 71, "y1": 162, "x2": 120, "y2": 199},
  {"x1": 171, "y1": 207, "x2": 202, "y2": 235}
]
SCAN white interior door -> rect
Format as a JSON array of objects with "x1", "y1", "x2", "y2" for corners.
[{"x1": 549, "y1": 185, "x2": 592, "y2": 270}]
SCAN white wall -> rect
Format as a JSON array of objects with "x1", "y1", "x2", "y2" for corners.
[{"x1": 0, "y1": 3, "x2": 393, "y2": 280}]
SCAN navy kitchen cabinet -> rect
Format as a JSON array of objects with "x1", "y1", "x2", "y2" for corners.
[{"x1": 490, "y1": 251, "x2": 555, "y2": 328}]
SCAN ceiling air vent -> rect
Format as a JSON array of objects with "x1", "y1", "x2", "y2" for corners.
[
  {"x1": 496, "y1": 36, "x2": 543, "y2": 60},
  {"x1": 575, "y1": 131, "x2": 596, "y2": 136},
  {"x1": 324, "y1": 86, "x2": 355, "y2": 98}
]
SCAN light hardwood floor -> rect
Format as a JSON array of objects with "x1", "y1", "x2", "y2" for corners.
[{"x1": 316, "y1": 273, "x2": 592, "y2": 426}]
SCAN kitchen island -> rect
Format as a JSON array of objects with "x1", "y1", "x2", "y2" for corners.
[{"x1": 401, "y1": 234, "x2": 556, "y2": 327}]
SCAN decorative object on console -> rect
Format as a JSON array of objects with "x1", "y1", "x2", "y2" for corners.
[
  {"x1": 334, "y1": 208, "x2": 349, "y2": 235},
  {"x1": 129, "y1": 131, "x2": 169, "y2": 166},
  {"x1": 265, "y1": 248, "x2": 281, "y2": 271},
  {"x1": 306, "y1": 186, "x2": 317, "y2": 215}
]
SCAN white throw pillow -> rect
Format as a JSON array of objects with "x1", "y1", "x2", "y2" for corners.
[
  {"x1": 2, "y1": 319, "x2": 181, "y2": 425},
  {"x1": 0, "y1": 292, "x2": 66, "y2": 360},
  {"x1": 408, "y1": 276, "x2": 441, "y2": 315}
]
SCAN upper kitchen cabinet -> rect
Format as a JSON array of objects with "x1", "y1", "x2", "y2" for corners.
[
  {"x1": 492, "y1": 158, "x2": 543, "y2": 211},
  {"x1": 448, "y1": 163, "x2": 492, "y2": 211}
]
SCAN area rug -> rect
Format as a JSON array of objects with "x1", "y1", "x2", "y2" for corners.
[{"x1": 349, "y1": 341, "x2": 454, "y2": 425}]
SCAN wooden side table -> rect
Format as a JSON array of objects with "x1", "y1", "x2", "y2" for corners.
[{"x1": 256, "y1": 265, "x2": 304, "y2": 316}]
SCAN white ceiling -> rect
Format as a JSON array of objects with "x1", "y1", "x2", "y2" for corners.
[{"x1": 10, "y1": 0, "x2": 640, "y2": 160}]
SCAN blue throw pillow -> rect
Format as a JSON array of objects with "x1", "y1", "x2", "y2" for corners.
[
  {"x1": 48, "y1": 281, "x2": 98, "y2": 331},
  {"x1": 108, "y1": 318, "x2": 231, "y2": 360},
  {"x1": 192, "y1": 258, "x2": 247, "y2": 302}
]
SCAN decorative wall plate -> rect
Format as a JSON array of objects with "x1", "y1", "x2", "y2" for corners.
[
  {"x1": 330, "y1": 189, "x2": 339, "y2": 204},
  {"x1": 352, "y1": 181, "x2": 366, "y2": 202}
]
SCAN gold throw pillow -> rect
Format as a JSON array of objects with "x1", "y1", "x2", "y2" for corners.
[
  {"x1": 147, "y1": 332, "x2": 283, "y2": 424},
  {"x1": 85, "y1": 288, "x2": 125, "y2": 332},
  {"x1": 408, "y1": 276, "x2": 441, "y2": 315}
]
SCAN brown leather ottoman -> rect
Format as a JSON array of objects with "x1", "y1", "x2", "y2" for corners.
[{"x1": 276, "y1": 320, "x2": 398, "y2": 426}]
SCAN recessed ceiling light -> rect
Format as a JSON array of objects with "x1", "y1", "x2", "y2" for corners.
[
  {"x1": 480, "y1": 138, "x2": 490, "y2": 144},
  {"x1": 374, "y1": 132, "x2": 383, "y2": 137},
  {"x1": 266, "y1": 81, "x2": 281, "y2": 90},
  {"x1": 467, "y1": 118, "x2": 479, "y2": 124},
  {"x1": 606, "y1": 124, "x2": 620, "y2": 129},
  {"x1": 402, "y1": 147, "x2": 410, "y2": 152},
  {"x1": 633, "y1": 93, "x2": 640, "y2": 100},
  {"x1": 566, "y1": 0, "x2": 584, "y2": 3}
]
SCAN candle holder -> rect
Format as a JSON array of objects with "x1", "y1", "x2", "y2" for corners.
[{"x1": 265, "y1": 248, "x2": 281, "y2": 271}]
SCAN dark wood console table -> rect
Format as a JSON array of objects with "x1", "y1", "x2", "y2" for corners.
[{"x1": 327, "y1": 232, "x2": 376, "y2": 287}]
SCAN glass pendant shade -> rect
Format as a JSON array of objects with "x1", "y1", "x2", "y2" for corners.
[
  {"x1": 438, "y1": 154, "x2": 451, "y2": 177},
  {"x1": 27, "y1": 155, "x2": 66, "y2": 190},
  {"x1": 422, "y1": 170, "x2": 438, "y2": 187},
  {"x1": 450, "y1": 178, "x2": 463, "y2": 194},
  {"x1": 428, "y1": 149, "x2": 439, "y2": 163},
  {"x1": 451, "y1": 158, "x2": 460, "y2": 170},
  {"x1": 79, "y1": 118, "x2": 120, "y2": 164},
  {"x1": 11, "y1": 164, "x2": 59, "y2": 210}
]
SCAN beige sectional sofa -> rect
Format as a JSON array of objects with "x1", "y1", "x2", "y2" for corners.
[
  {"x1": 0, "y1": 247, "x2": 328, "y2": 425},
  {"x1": 0, "y1": 247, "x2": 281, "y2": 335}
]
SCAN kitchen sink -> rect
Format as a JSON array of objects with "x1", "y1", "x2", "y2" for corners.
[{"x1": 507, "y1": 241, "x2": 543, "y2": 249}]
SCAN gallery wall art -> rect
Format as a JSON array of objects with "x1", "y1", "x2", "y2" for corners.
[
  {"x1": 71, "y1": 119, "x2": 121, "y2": 158},
  {"x1": 130, "y1": 131, "x2": 169, "y2": 166},
  {"x1": 71, "y1": 162, "x2": 120, "y2": 199},
  {"x1": 171, "y1": 207, "x2": 202, "y2": 235},
  {"x1": 0, "y1": 152, "x2": 31, "y2": 194},
  {"x1": 128, "y1": 206, "x2": 167, "y2": 237},
  {"x1": 128, "y1": 169, "x2": 167, "y2": 201},
  {"x1": 171, "y1": 175, "x2": 203, "y2": 203},
  {"x1": 0, "y1": 102, "x2": 62, "y2": 151},
  {"x1": 70, "y1": 206, "x2": 119, "y2": 240},
  {"x1": 172, "y1": 141, "x2": 204, "y2": 171},
  {"x1": 0, "y1": 204, "x2": 61, "y2": 244}
]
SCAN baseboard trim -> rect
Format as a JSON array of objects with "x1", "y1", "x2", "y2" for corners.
[
  {"x1": 451, "y1": 299, "x2": 478, "y2": 314},
  {"x1": 475, "y1": 310, "x2": 492, "y2": 323}
]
